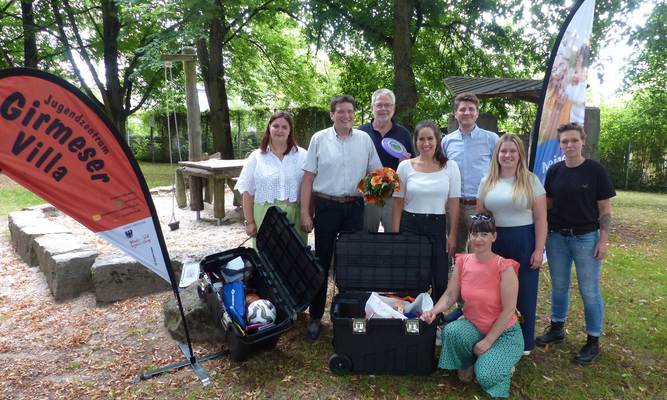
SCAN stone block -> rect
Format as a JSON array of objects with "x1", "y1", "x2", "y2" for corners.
[
  {"x1": 49, "y1": 250, "x2": 98, "y2": 301},
  {"x1": 8, "y1": 210, "x2": 45, "y2": 246},
  {"x1": 9, "y1": 216, "x2": 70, "y2": 266},
  {"x1": 164, "y1": 283, "x2": 224, "y2": 343},
  {"x1": 92, "y1": 254, "x2": 182, "y2": 303},
  {"x1": 33, "y1": 233, "x2": 91, "y2": 281}
]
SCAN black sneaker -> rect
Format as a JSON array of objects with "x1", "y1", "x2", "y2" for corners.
[
  {"x1": 535, "y1": 321, "x2": 565, "y2": 347},
  {"x1": 574, "y1": 336, "x2": 600, "y2": 365}
]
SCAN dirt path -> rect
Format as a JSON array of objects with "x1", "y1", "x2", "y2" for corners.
[{"x1": 0, "y1": 193, "x2": 280, "y2": 399}]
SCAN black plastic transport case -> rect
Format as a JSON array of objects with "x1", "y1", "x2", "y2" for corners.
[
  {"x1": 329, "y1": 232, "x2": 436, "y2": 375},
  {"x1": 198, "y1": 206, "x2": 324, "y2": 361}
]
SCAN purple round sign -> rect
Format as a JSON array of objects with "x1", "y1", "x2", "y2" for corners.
[{"x1": 381, "y1": 138, "x2": 410, "y2": 160}]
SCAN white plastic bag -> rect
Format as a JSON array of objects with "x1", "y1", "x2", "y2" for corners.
[
  {"x1": 403, "y1": 292, "x2": 434, "y2": 316},
  {"x1": 364, "y1": 292, "x2": 407, "y2": 320},
  {"x1": 364, "y1": 292, "x2": 434, "y2": 320}
]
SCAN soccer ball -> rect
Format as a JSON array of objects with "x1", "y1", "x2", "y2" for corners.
[{"x1": 246, "y1": 299, "x2": 277, "y2": 325}]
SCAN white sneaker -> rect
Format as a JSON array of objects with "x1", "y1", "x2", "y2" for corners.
[{"x1": 435, "y1": 325, "x2": 443, "y2": 346}]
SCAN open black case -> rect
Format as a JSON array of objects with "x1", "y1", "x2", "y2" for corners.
[
  {"x1": 198, "y1": 206, "x2": 324, "y2": 361},
  {"x1": 329, "y1": 232, "x2": 437, "y2": 375}
]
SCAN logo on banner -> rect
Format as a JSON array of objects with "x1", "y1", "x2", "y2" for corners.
[{"x1": 125, "y1": 229, "x2": 133, "y2": 239}]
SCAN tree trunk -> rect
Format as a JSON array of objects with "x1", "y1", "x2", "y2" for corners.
[
  {"x1": 392, "y1": 0, "x2": 418, "y2": 130},
  {"x1": 197, "y1": 17, "x2": 234, "y2": 159},
  {"x1": 21, "y1": 0, "x2": 38, "y2": 68},
  {"x1": 101, "y1": 0, "x2": 126, "y2": 137}
]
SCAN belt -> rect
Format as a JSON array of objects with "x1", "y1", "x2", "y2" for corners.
[
  {"x1": 314, "y1": 192, "x2": 361, "y2": 203},
  {"x1": 460, "y1": 198, "x2": 477, "y2": 206},
  {"x1": 551, "y1": 227, "x2": 597, "y2": 236}
]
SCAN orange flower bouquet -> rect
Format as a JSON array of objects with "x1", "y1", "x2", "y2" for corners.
[{"x1": 357, "y1": 167, "x2": 401, "y2": 207}]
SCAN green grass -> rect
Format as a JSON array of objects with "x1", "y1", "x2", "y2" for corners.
[
  {"x1": 0, "y1": 162, "x2": 176, "y2": 218},
  {"x1": 137, "y1": 161, "x2": 177, "y2": 189},
  {"x1": 0, "y1": 179, "x2": 665, "y2": 398},
  {"x1": 138, "y1": 189, "x2": 665, "y2": 399}
]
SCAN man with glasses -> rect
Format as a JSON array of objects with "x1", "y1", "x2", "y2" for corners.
[
  {"x1": 300, "y1": 95, "x2": 382, "y2": 340},
  {"x1": 358, "y1": 88, "x2": 415, "y2": 233}
]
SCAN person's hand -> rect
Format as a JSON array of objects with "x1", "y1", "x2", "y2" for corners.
[
  {"x1": 420, "y1": 310, "x2": 437, "y2": 324},
  {"x1": 593, "y1": 240, "x2": 607, "y2": 260},
  {"x1": 301, "y1": 212, "x2": 313, "y2": 233},
  {"x1": 473, "y1": 338, "x2": 493, "y2": 356},
  {"x1": 446, "y1": 236, "x2": 457, "y2": 256},
  {"x1": 530, "y1": 248, "x2": 544, "y2": 269},
  {"x1": 245, "y1": 222, "x2": 257, "y2": 237}
]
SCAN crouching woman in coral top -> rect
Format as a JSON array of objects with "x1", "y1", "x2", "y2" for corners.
[{"x1": 422, "y1": 214, "x2": 523, "y2": 398}]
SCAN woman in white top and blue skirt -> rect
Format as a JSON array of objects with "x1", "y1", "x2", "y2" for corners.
[
  {"x1": 392, "y1": 120, "x2": 461, "y2": 301},
  {"x1": 235, "y1": 111, "x2": 308, "y2": 245},
  {"x1": 477, "y1": 134, "x2": 547, "y2": 355}
]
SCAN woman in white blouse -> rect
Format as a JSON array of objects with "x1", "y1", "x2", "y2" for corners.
[
  {"x1": 235, "y1": 111, "x2": 308, "y2": 244},
  {"x1": 392, "y1": 120, "x2": 461, "y2": 301}
]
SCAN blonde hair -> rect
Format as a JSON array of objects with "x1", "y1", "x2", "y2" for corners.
[{"x1": 479, "y1": 134, "x2": 536, "y2": 209}]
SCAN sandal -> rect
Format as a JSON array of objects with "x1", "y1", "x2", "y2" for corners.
[{"x1": 457, "y1": 365, "x2": 474, "y2": 383}]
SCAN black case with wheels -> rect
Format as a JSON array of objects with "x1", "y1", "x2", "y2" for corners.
[
  {"x1": 329, "y1": 232, "x2": 437, "y2": 375},
  {"x1": 197, "y1": 206, "x2": 324, "y2": 361}
]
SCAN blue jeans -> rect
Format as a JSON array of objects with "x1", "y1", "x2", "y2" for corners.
[{"x1": 545, "y1": 230, "x2": 604, "y2": 336}]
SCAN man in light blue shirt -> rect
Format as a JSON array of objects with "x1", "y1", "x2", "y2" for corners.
[{"x1": 442, "y1": 92, "x2": 499, "y2": 253}]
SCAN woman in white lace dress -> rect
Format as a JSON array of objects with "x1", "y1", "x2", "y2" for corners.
[{"x1": 235, "y1": 111, "x2": 308, "y2": 244}]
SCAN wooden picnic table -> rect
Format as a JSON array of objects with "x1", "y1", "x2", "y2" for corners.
[{"x1": 176, "y1": 159, "x2": 246, "y2": 222}]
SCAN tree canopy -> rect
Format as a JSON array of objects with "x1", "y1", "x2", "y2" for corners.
[{"x1": 0, "y1": 0, "x2": 662, "y2": 170}]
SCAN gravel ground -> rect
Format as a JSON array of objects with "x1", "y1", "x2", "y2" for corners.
[{"x1": 0, "y1": 189, "x2": 323, "y2": 399}]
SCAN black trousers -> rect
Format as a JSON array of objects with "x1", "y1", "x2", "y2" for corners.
[
  {"x1": 309, "y1": 197, "x2": 364, "y2": 319},
  {"x1": 400, "y1": 211, "x2": 448, "y2": 302}
]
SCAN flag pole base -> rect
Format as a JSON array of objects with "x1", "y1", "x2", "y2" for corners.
[{"x1": 138, "y1": 342, "x2": 226, "y2": 385}]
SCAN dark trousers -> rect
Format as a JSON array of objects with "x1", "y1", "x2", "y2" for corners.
[
  {"x1": 493, "y1": 224, "x2": 539, "y2": 351},
  {"x1": 400, "y1": 211, "x2": 448, "y2": 302},
  {"x1": 309, "y1": 197, "x2": 364, "y2": 320}
]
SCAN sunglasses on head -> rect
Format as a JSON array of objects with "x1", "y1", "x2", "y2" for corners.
[{"x1": 470, "y1": 214, "x2": 491, "y2": 221}]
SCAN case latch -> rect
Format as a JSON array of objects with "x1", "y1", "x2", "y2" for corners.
[
  {"x1": 352, "y1": 318, "x2": 367, "y2": 334},
  {"x1": 405, "y1": 319, "x2": 420, "y2": 335}
]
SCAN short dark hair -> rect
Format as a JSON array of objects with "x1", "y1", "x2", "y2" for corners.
[
  {"x1": 556, "y1": 122, "x2": 586, "y2": 142},
  {"x1": 414, "y1": 120, "x2": 448, "y2": 168},
  {"x1": 453, "y1": 92, "x2": 480, "y2": 112},
  {"x1": 330, "y1": 95, "x2": 356, "y2": 113},
  {"x1": 469, "y1": 213, "x2": 496, "y2": 234}
]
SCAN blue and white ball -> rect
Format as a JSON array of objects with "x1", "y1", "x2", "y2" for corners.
[{"x1": 246, "y1": 299, "x2": 277, "y2": 325}]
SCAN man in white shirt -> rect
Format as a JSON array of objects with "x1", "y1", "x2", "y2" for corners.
[
  {"x1": 442, "y1": 93, "x2": 499, "y2": 253},
  {"x1": 300, "y1": 95, "x2": 382, "y2": 340}
]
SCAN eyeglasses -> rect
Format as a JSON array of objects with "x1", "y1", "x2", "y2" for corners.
[
  {"x1": 373, "y1": 102, "x2": 394, "y2": 109},
  {"x1": 470, "y1": 214, "x2": 491, "y2": 221}
]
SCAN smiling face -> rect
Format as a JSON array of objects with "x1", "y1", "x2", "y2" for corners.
[
  {"x1": 454, "y1": 101, "x2": 479, "y2": 132},
  {"x1": 416, "y1": 127, "x2": 437, "y2": 158},
  {"x1": 330, "y1": 101, "x2": 355, "y2": 134},
  {"x1": 498, "y1": 140, "x2": 520, "y2": 173},
  {"x1": 559, "y1": 129, "x2": 584, "y2": 160},
  {"x1": 268, "y1": 117, "x2": 291, "y2": 147},
  {"x1": 469, "y1": 231, "x2": 497, "y2": 252},
  {"x1": 372, "y1": 93, "x2": 395, "y2": 125}
]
